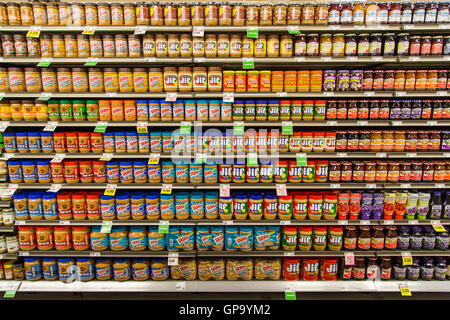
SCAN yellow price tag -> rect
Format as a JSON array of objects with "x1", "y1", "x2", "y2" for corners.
[
  {"x1": 82, "y1": 29, "x2": 95, "y2": 35},
  {"x1": 400, "y1": 287, "x2": 411, "y2": 296},
  {"x1": 161, "y1": 184, "x2": 172, "y2": 194},
  {"x1": 104, "y1": 185, "x2": 116, "y2": 196},
  {"x1": 137, "y1": 126, "x2": 148, "y2": 133},
  {"x1": 432, "y1": 224, "x2": 446, "y2": 232},
  {"x1": 26, "y1": 30, "x2": 40, "y2": 38},
  {"x1": 402, "y1": 256, "x2": 413, "y2": 265},
  {"x1": 148, "y1": 157, "x2": 160, "y2": 165}
]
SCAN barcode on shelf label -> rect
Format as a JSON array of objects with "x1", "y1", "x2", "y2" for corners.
[
  {"x1": 365, "y1": 183, "x2": 377, "y2": 189},
  {"x1": 344, "y1": 252, "x2": 355, "y2": 265},
  {"x1": 144, "y1": 57, "x2": 156, "y2": 63},
  {"x1": 392, "y1": 121, "x2": 403, "y2": 126},
  {"x1": 48, "y1": 184, "x2": 62, "y2": 193},
  {"x1": 435, "y1": 183, "x2": 446, "y2": 188},
  {"x1": 323, "y1": 92, "x2": 335, "y2": 96},
  {"x1": 283, "y1": 252, "x2": 295, "y2": 256},
  {"x1": 192, "y1": 26, "x2": 204, "y2": 37},
  {"x1": 360, "y1": 220, "x2": 371, "y2": 225},
  {"x1": 220, "y1": 184, "x2": 230, "y2": 197},
  {"x1": 338, "y1": 220, "x2": 348, "y2": 225},
  {"x1": 371, "y1": 56, "x2": 382, "y2": 61},
  {"x1": 43, "y1": 121, "x2": 58, "y2": 132},
  {"x1": 364, "y1": 92, "x2": 375, "y2": 96},
  {"x1": 408, "y1": 56, "x2": 420, "y2": 61},
  {"x1": 223, "y1": 220, "x2": 234, "y2": 225},
  {"x1": 168, "y1": 253, "x2": 179, "y2": 266},
  {"x1": 194, "y1": 57, "x2": 206, "y2": 63},
  {"x1": 90, "y1": 252, "x2": 100, "y2": 257},
  {"x1": 175, "y1": 281, "x2": 186, "y2": 291},
  {"x1": 408, "y1": 220, "x2": 419, "y2": 225},
  {"x1": 402, "y1": 252, "x2": 413, "y2": 265},
  {"x1": 19, "y1": 252, "x2": 29, "y2": 256},
  {"x1": 276, "y1": 184, "x2": 288, "y2": 196},
  {"x1": 321, "y1": 57, "x2": 332, "y2": 62},
  {"x1": 330, "y1": 184, "x2": 340, "y2": 189},
  {"x1": 346, "y1": 56, "x2": 358, "y2": 61},
  {"x1": 395, "y1": 92, "x2": 406, "y2": 97},
  {"x1": 15, "y1": 220, "x2": 25, "y2": 225},
  {"x1": 161, "y1": 184, "x2": 173, "y2": 194},
  {"x1": 406, "y1": 153, "x2": 417, "y2": 158},
  {"x1": 223, "y1": 92, "x2": 234, "y2": 103},
  {"x1": 276, "y1": 92, "x2": 288, "y2": 97},
  {"x1": 427, "y1": 120, "x2": 438, "y2": 126},
  {"x1": 403, "y1": 24, "x2": 414, "y2": 29},
  {"x1": 327, "y1": 121, "x2": 337, "y2": 126},
  {"x1": 383, "y1": 220, "x2": 394, "y2": 225},
  {"x1": 337, "y1": 153, "x2": 347, "y2": 158},
  {"x1": 59, "y1": 220, "x2": 70, "y2": 225},
  {"x1": 165, "y1": 92, "x2": 177, "y2": 102},
  {"x1": 280, "y1": 220, "x2": 291, "y2": 225},
  {"x1": 376, "y1": 152, "x2": 387, "y2": 158},
  {"x1": 106, "y1": 93, "x2": 117, "y2": 97},
  {"x1": 330, "y1": 25, "x2": 341, "y2": 30},
  {"x1": 357, "y1": 121, "x2": 368, "y2": 125}
]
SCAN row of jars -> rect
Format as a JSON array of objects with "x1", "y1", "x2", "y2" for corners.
[
  {"x1": 2, "y1": 33, "x2": 450, "y2": 58},
  {"x1": 2, "y1": 2, "x2": 449, "y2": 26}
]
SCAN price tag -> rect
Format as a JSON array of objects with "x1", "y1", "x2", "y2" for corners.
[
  {"x1": 19, "y1": 252, "x2": 29, "y2": 256},
  {"x1": 376, "y1": 152, "x2": 387, "y2": 158},
  {"x1": 276, "y1": 184, "x2": 287, "y2": 196},
  {"x1": 408, "y1": 220, "x2": 419, "y2": 225},
  {"x1": 400, "y1": 183, "x2": 411, "y2": 189},
  {"x1": 445, "y1": 153, "x2": 450, "y2": 158},
  {"x1": 337, "y1": 153, "x2": 347, "y2": 158},
  {"x1": 82, "y1": 27, "x2": 95, "y2": 35},
  {"x1": 366, "y1": 183, "x2": 377, "y2": 189},
  {"x1": 37, "y1": 58, "x2": 52, "y2": 67},
  {"x1": 344, "y1": 252, "x2": 355, "y2": 265},
  {"x1": 37, "y1": 93, "x2": 52, "y2": 101},
  {"x1": 383, "y1": 220, "x2": 394, "y2": 225},
  {"x1": 158, "y1": 221, "x2": 169, "y2": 233},
  {"x1": 338, "y1": 220, "x2": 348, "y2": 225},
  {"x1": 99, "y1": 153, "x2": 113, "y2": 161},
  {"x1": 408, "y1": 56, "x2": 420, "y2": 61},
  {"x1": 280, "y1": 220, "x2": 291, "y2": 225},
  {"x1": 402, "y1": 252, "x2": 413, "y2": 265},
  {"x1": 406, "y1": 153, "x2": 417, "y2": 158},
  {"x1": 242, "y1": 58, "x2": 255, "y2": 70},
  {"x1": 403, "y1": 24, "x2": 414, "y2": 29},
  {"x1": 175, "y1": 281, "x2": 186, "y2": 291},
  {"x1": 435, "y1": 183, "x2": 446, "y2": 188},
  {"x1": 321, "y1": 57, "x2": 332, "y2": 62},
  {"x1": 59, "y1": 220, "x2": 70, "y2": 225},
  {"x1": 134, "y1": 26, "x2": 147, "y2": 35},
  {"x1": 194, "y1": 57, "x2": 206, "y2": 63},
  {"x1": 223, "y1": 92, "x2": 234, "y2": 103},
  {"x1": 43, "y1": 121, "x2": 58, "y2": 132},
  {"x1": 0, "y1": 92, "x2": 4, "y2": 101},
  {"x1": 437, "y1": 91, "x2": 448, "y2": 96},
  {"x1": 246, "y1": 26, "x2": 258, "y2": 38},
  {"x1": 148, "y1": 154, "x2": 160, "y2": 165},
  {"x1": 346, "y1": 56, "x2": 358, "y2": 62},
  {"x1": 247, "y1": 153, "x2": 258, "y2": 167},
  {"x1": 395, "y1": 92, "x2": 406, "y2": 97},
  {"x1": 84, "y1": 57, "x2": 99, "y2": 67},
  {"x1": 161, "y1": 184, "x2": 172, "y2": 194},
  {"x1": 94, "y1": 121, "x2": 108, "y2": 133},
  {"x1": 431, "y1": 220, "x2": 446, "y2": 232},
  {"x1": 168, "y1": 253, "x2": 179, "y2": 266},
  {"x1": 220, "y1": 184, "x2": 230, "y2": 197},
  {"x1": 327, "y1": 121, "x2": 337, "y2": 126},
  {"x1": 282, "y1": 121, "x2": 293, "y2": 135},
  {"x1": 1, "y1": 153, "x2": 14, "y2": 160},
  {"x1": 192, "y1": 26, "x2": 204, "y2": 37},
  {"x1": 357, "y1": 121, "x2": 369, "y2": 126},
  {"x1": 90, "y1": 252, "x2": 100, "y2": 257},
  {"x1": 50, "y1": 153, "x2": 66, "y2": 163},
  {"x1": 360, "y1": 220, "x2": 371, "y2": 225},
  {"x1": 144, "y1": 57, "x2": 156, "y2": 63},
  {"x1": 26, "y1": 27, "x2": 41, "y2": 38},
  {"x1": 106, "y1": 93, "x2": 117, "y2": 98},
  {"x1": 223, "y1": 220, "x2": 234, "y2": 225},
  {"x1": 364, "y1": 91, "x2": 375, "y2": 96},
  {"x1": 330, "y1": 25, "x2": 341, "y2": 30},
  {"x1": 137, "y1": 122, "x2": 148, "y2": 133},
  {"x1": 427, "y1": 120, "x2": 438, "y2": 126},
  {"x1": 233, "y1": 121, "x2": 244, "y2": 135},
  {"x1": 4, "y1": 281, "x2": 21, "y2": 299},
  {"x1": 330, "y1": 183, "x2": 341, "y2": 189},
  {"x1": 15, "y1": 220, "x2": 25, "y2": 226},
  {"x1": 287, "y1": 26, "x2": 300, "y2": 34},
  {"x1": 0, "y1": 121, "x2": 9, "y2": 132},
  {"x1": 399, "y1": 284, "x2": 412, "y2": 296},
  {"x1": 371, "y1": 56, "x2": 382, "y2": 61},
  {"x1": 444, "y1": 56, "x2": 450, "y2": 61},
  {"x1": 2, "y1": 184, "x2": 18, "y2": 197},
  {"x1": 100, "y1": 221, "x2": 113, "y2": 234},
  {"x1": 165, "y1": 92, "x2": 177, "y2": 102},
  {"x1": 195, "y1": 153, "x2": 207, "y2": 164},
  {"x1": 283, "y1": 252, "x2": 295, "y2": 256},
  {"x1": 354, "y1": 25, "x2": 365, "y2": 30},
  {"x1": 48, "y1": 184, "x2": 62, "y2": 193},
  {"x1": 104, "y1": 184, "x2": 117, "y2": 196},
  {"x1": 296, "y1": 153, "x2": 307, "y2": 166},
  {"x1": 285, "y1": 288, "x2": 296, "y2": 300},
  {"x1": 180, "y1": 121, "x2": 192, "y2": 134},
  {"x1": 439, "y1": 24, "x2": 450, "y2": 29},
  {"x1": 294, "y1": 57, "x2": 306, "y2": 62},
  {"x1": 323, "y1": 92, "x2": 335, "y2": 96},
  {"x1": 276, "y1": 92, "x2": 288, "y2": 97}
]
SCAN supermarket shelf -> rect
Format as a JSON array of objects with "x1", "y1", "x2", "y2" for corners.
[
  {"x1": 0, "y1": 226, "x2": 14, "y2": 232},
  {"x1": 398, "y1": 56, "x2": 450, "y2": 64},
  {"x1": 0, "y1": 280, "x2": 448, "y2": 293},
  {"x1": 3, "y1": 120, "x2": 449, "y2": 128},
  {"x1": 198, "y1": 219, "x2": 388, "y2": 226},
  {"x1": 2, "y1": 91, "x2": 450, "y2": 99},
  {"x1": 3, "y1": 152, "x2": 450, "y2": 160},
  {"x1": 14, "y1": 220, "x2": 195, "y2": 226},
  {"x1": 18, "y1": 250, "x2": 195, "y2": 258},
  {"x1": 13, "y1": 183, "x2": 195, "y2": 190},
  {"x1": 196, "y1": 250, "x2": 377, "y2": 257},
  {"x1": 0, "y1": 57, "x2": 193, "y2": 65},
  {"x1": 0, "y1": 25, "x2": 192, "y2": 33},
  {"x1": 377, "y1": 250, "x2": 450, "y2": 257},
  {"x1": 195, "y1": 183, "x2": 448, "y2": 190}
]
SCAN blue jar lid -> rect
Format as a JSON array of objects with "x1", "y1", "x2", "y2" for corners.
[
  {"x1": 8, "y1": 160, "x2": 22, "y2": 166},
  {"x1": 114, "y1": 132, "x2": 124, "y2": 136},
  {"x1": 37, "y1": 160, "x2": 51, "y2": 166},
  {"x1": 256, "y1": 100, "x2": 268, "y2": 104},
  {"x1": 13, "y1": 193, "x2": 27, "y2": 199},
  {"x1": 234, "y1": 100, "x2": 244, "y2": 104},
  {"x1": 131, "y1": 192, "x2": 145, "y2": 199},
  {"x1": 103, "y1": 132, "x2": 114, "y2": 137},
  {"x1": 264, "y1": 192, "x2": 277, "y2": 199},
  {"x1": 184, "y1": 100, "x2": 196, "y2": 104},
  {"x1": 120, "y1": 161, "x2": 132, "y2": 166},
  {"x1": 225, "y1": 226, "x2": 238, "y2": 231},
  {"x1": 27, "y1": 193, "x2": 42, "y2": 199},
  {"x1": 148, "y1": 100, "x2": 160, "y2": 104},
  {"x1": 130, "y1": 226, "x2": 146, "y2": 233},
  {"x1": 160, "y1": 194, "x2": 174, "y2": 200},
  {"x1": 152, "y1": 258, "x2": 166, "y2": 264},
  {"x1": 21, "y1": 160, "x2": 36, "y2": 166},
  {"x1": 209, "y1": 100, "x2": 220, "y2": 104},
  {"x1": 196, "y1": 226, "x2": 209, "y2": 232},
  {"x1": 146, "y1": 192, "x2": 160, "y2": 199},
  {"x1": 111, "y1": 226, "x2": 127, "y2": 233},
  {"x1": 220, "y1": 196, "x2": 232, "y2": 200},
  {"x1": 114, "y1": 258, "x2": 130, "y2": 264},
  {"x1": 169, "y1": 226, "x2": 180, "y2": 232},
  {"x1": 77, "y1": 258, "x2": 94, "y2": 262},
  {"x1": 175, "y1": 192, "x2": 189, "y2": 200},
  {"x1": 15, "y1": 132, "x2": 28, "y2": 136},
  {"x1": 100, "y1": 195, "x2": 114, "y2": 201},
  {"x1": 211, "y1": 226, "x2": 224, "y2": 232},
  {"x1": 133, "y1": 161, "x2": 147, "y2": 166},
  {"x1": 106, "y1": 161, "x2": 118, "y2": 166},
  {"x1": 40, "y1": 132, "x2": 53, "y2": 137},
  {"x1": 42, "y1": 258, "x2": 57, "y2": 262},
  {"x1": 234, "y1": 192, "x2": 248, "y2": 199},
  {"x1": 205, "y1": 161, "x2": 216, "y2": 166},
  {"x1": 27, "y1": 132, "x2": 41, "y2": 136},
  {"x1": 125, "y1": 132, "x2": 137, "y2": 136},
  {"x1": 161, "y1": 161, "x2": 173, "y2": 166},
  {"x1": 181, "y1": 225, "x2": 194, "y2": 231},
  {"x1": 190, "y1": 192, "x2": 204, "y2": 199},
  {"x1": 136, "y1": 100, "x2": 148, "y2": 104},
  {"x1": 245, "y1": 100, "x2": 256, "y2": 104},
  {"x1": 42, "y1": 192, "x2": 57, "y2": 199},
  {"x1": 137, "y1": 132, "x2": 149, "y2": 137},
  {"x1": 24, "y1": 257, "x2": 40, "y2": 262},
  {"x1": 150, "y1": 132, "x2": 161, "y2": 136},
  {"x1": 254, "y1": 226, "x2": 267, "y2": 231},
  {"x1": 197, "y1": 100, "x2": 208, "y2": 105},
  {"x1": 116, "y1": 192, "x2": 130, "y2": 200},
  {"x1": 159, "y1": 100, "x2": 170, "y2": 104},
  {"x1": 205, "y1": 191, "x2": 219, "y2": 199},
  {"x1": 92, "y1": 226, "x2": 103, "y2": 233},
  {"x1": 267, "y1": 225, "x2": 280, "y2": 231},
  {"x1": 240, "y1": 226, "x2": 253, "y2": 232},
  {"x1": 133, "y1": 258, "x2": 149, "y2": 263},
  {"x1": 58, "y1": 258, "x2": 74, "y2": 263},
  {"x1": 2, "y1": 132, "x2": 15, "y2": 136},
  {"x1": 268, "y1": 100, "x2": 280, "y2": 104},
  {"x1": 249, "y1": 192, "x2": 263, "y2": 200}
]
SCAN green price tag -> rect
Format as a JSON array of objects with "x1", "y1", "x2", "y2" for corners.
[
  {"x1": 4, "y1": 290, "x2": 17, "y2": 298},
  {"x1": 296, "y1": 153, "x2": 307, "y2": 166},
  {"x1": 282, "y1": 122, "x2": 293, "y2": 135},
  {"x1": 94, "y1": 122, "x2": 107, "y2": 133},
  {"x1": 158, "y1": 223, "x2": 169, "y2": 234},
  {"x1": 285, "y1": 291, "x2": 296, "y2": 300},
  {"x1": 37, "y1": 95, "x2": 52, "y2": 101},
  {"x1": 242, "y1": 59, "x2": 255, "y2": 70},
  {"x1": 195, "y1": 153, "x2": 207, "y2": 164},
  {"x1": 247, "y1": 153, "x2": 258, "y2": 167},
  {"x1": 0, "y1": 93, "x2": 4, "y2": 101},
  {"x1": 247, "y1": 27, "x2": 258, "y2": 38},
  {"x1": 233, "y1": 122, "x2": 244, "y2": 135},
  {"x1": 37, "y1": 59, "x2": 52, "y2": 67},
  {"x1": 84, "y1": 59, "x2": 98, "y2": 67},
  {"x1": 288, "y1": 26, "x2": 300, "y2": 34},
  {"x1": 100, "y1": 223, "x2": 112, "y2": 234},
  {"x1": 180, "y1": 125, "x2": 191, "y2": 134}
]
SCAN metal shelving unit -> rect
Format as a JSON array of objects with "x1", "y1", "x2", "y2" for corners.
[
  {"x1": 18, "y1": 250, "x2": 195, "y2": 258},
  {"x1": 196, "y1": 250, "x2": 377, "y2": 257},
  {"x1": 13, "y1": 183, "x2": 195, "y2": 190},
  {"x1": 15, "y1": 220, "x2": 196, "y2": 226}
]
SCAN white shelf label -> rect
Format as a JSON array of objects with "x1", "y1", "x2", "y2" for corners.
[
  {"x1": 48, "y1": 184, "x2": 62, "y2": 193},
  {"x1": 376, "y1": 152, "x2": 386, "y2": 158},
  {"x1": 395, "y1": 92, "x2": 406, "y2": 97},
  {"x1": 99, "y1": 153, "x2": 114, "y2": 161},
  {"x1": 406, "y1": 153, "x2": 417, "y2": 158},
  {"x1": 364, "y1": 91, "x2": 375, "y2": 96},
  {"x1": 90, "y1": 252, "x2": 100, "y2": 257},
  {"x1": 1, "y1": 184, "x2": 18, "y2": 197},
  {"x1": 106, "y1": 93, "x2": 117, "y2": 98},
  {"x1": 148, "y1": 153, "x2": 160, "y2": 165},
  {"x1": 402, "y1": 252, "x2": 413, "y2": 265},
  {"x1": 408, "y1": 220, "x2": 419, "y2": 225},
  {"x1": 392, "y1": 121, "x2": 403, "y2": 126},
  {"x1": 354, "y1": 25, "x2": 365, "y2": 30},
  {"x1": 427, "y1": 120, "x2": 438, "y2": 126},
  {"x1": 276, "y1": 92, "x2": 288, "y2": 97},
  {"x1": 437, "y1": 91, "x2": 448, "y2": 96},
  {"x1": 192, "y1": 26, "x2": 204, "y2": 37},
  {"x1": 444, "y1": 153, "x2": 450, "y2": 158},
  {"x1": 1, "y1": 153, "x2": 14, "y2": 160},
  {"x1": 435, "y1": 183, "x2": 446, "y2": 188},
  {"x1": 19, "y1": 252, "x2": 29, "y2": 256},
  {"x1": 168, "y1": 253, "x2": 179, "y2": 266},
  {"x1": 330, "y1": 25, "x2": 341, "y2": 30},
  {"x1": 15, "y1": 220, "x2": 25, "y2": 225},
  {"x1": 283, "y1": 252, "x2": 295, "y2": 256},
  {"x1": 383, "y1": 220, "x2": 394, "y2": 225},
  {"x1": 144, "y1": 57, "x2": 156, "y2": 63},
  {"x1": 408, "y1": 56, "x2": 420, "y2": 61},
  {"x1": 294, "y1": 57, "x2": 306, "y2": 62},
  {"x1": 219, "y1": 184, "x2": 230, "y2": 197},
  {"x1": 400, "y1": 183, "x2": 411, "y2": 189},
  {"x1": 223, "y1": 92, "x2": 234, "y2": 103},
  {"x1": 175, "y1": 281, "x2": 186, "y2": 291},
  {"x1": 104, "y1": 184, "x2": 117, "y2": 196},
  {"x1": 58, "y1": 220, "x2": 70, "y2": 225},
  {"x1": 327, "y1": 121, "x2": 337, "y2": 126},
  {"x1": 403, "y1": 24, "x2": 414, "y2": 29},
  {"x1": 344, "y1": 252, "x2": 355, "y2": 265},
  {"x1": 337, "y1": 153, "x2": 347, "y2": 158},
  {"x1": 0, "y1": 121, "x2": 9, "y2": 132},
  {"x1": 276, "y1": 184, "x2": 288, "y2": 196},
  {"x1": 161, "y1": 184, "x2": 173, "y2": 194},
  {"x1": 194, "y1": 57, "x2": 206, "y2": 63},
  {"x1": 323, "y1": 92, "x2": 335, "y2": 96},
  {"x1": 321, "y1": 57, "x2": 332, "y2": 62},
  {"x1": 360, "y1": 220, "x2": 371, "y2": 225},
  {"x1": 365, "y1": 183, "x2": 377, "y2": 189},
  {"x1": 280, "y1": 220, "x2": 291, "y2": 225},
  {"x1": 371, "y1": 56, "x2": 382, "y2": 61},
  {"x1": 165, "y1": 92, "x2": 177, "y2": 102},
  {"x1": 50, "y1": 153, "x2": 66, "y2": 163},
  {"x1": 134, "y1": 26, "x2": 147, "y2": 35},
  {"x1": 338, "y1": 220, "x2": 348, "y2": 225},
  {"x1": 357, "y1": 121, "x2": 368, "y2": 126},
  {"x1": 223, "y1": 220, "x2": 234, "y2": 225},
  {"x1": 43, "y1": 121, "x2": 58, "y2": 132},
  {"x1": 346, "y1": 56, "x2": 358, "y2": 61},
  {"x1": 330, "y1": 184, "x2": 340, "y2": 189}
]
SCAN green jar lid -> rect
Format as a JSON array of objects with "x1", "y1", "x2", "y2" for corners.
[
  {"x1": 86, "y1": 100, "x2": 98, "y2": 104},
  {"x1": 59, "y1": 100, "x2": 72, "y2": 104},
  {"x1": 47, "y1": 100, "x2": 59, "y2": 104},
  {"x1": 72, "y1": 100, "x2": 85, "y2": 104}
]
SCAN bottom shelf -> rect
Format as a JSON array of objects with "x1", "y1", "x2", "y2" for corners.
[{"x1": 0, "y1": 280, "x2": 448, "y2": 293}]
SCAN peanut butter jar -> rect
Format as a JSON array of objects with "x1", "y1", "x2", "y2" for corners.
[
  {"x1": 8, "y1": 67, "x2": 25, "y2": 92},
  {"x1": 149, "y1": 68, "x2": 163, "y2": 92},
  {"x1": 104, "y1": 68, "x2": 119, "y2": 92},
  {"x1": 41, "y1": 68, "x2": 57, "y2": 92},
  {"x1": 57, "y1": 68, "x2": 73, "y2": 92},
  {"x1": 24, "y1": 67, "x2": 42, "y2": 92},
  {"x1": 72, "y1": 68, "x2": 88, "y2": 93},
  {"x1": 133, "y1": 68, "x2": 148, "y2": 92},
  {"x1": 88, "y1": 68, "x2": 104, "y2": 93},
  {"x1": 118, "y1": 68, "x2": 133, "y2": 93}
]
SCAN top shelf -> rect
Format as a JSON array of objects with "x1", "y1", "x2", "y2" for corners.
[{"x1": 1, "y1": 24, "x2": 450, "y2": 34}]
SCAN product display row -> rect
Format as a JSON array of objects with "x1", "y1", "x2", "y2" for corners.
[
  {"x1": 3, "y1": 99, "x2": 450, "y2": 122},
  {"x1": 11, "y1": 190, "x2": 450, "y2": 222},
  {"x1": 7, "y1": 159, "x2": 450, "y2": 185},
  {"x1": 3, "y1": 129, "x2": 448, "y2": 154},
  {"x1": 2, "y1": 2, "x2": 449, "y2": 26},
  {"x1": 3, "y1": 32, "x2": 449, "y2": 58},
  {"x1": 3, "y1": 67, "x2": 450, "y2": 93}
]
